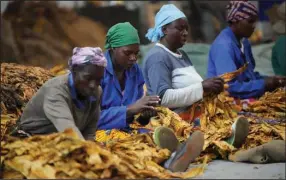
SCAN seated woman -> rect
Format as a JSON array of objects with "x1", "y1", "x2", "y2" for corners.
[
  {"x1": 143, "y1": 4, "x2": 249, "y2": 148},
  {"x1": 207, "y1": 1, "x2": 286, "y2": 99},
  {"x1": 96, "y1": 22, "x2": 160, "y2": 133},
  {"x1": 13, "y1": 47, "x2": 107, "y2": 140},
  {"x1": 96, "y1": 22, "x2": 205, "y2": 172}
]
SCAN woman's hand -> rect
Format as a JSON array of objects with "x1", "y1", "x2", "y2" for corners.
[
  {"x1": 136, "y1": 109, "x2": 158, "y2": 126},
  {"x1": 264, "y1": 76, "x2": 285, "y2": 92},
  {"x1": 127, "y1": 95, "x2": 160, "y2": 116},
  {"x1": 202, "y1": 77, "x2": 224, "y2": 96}
]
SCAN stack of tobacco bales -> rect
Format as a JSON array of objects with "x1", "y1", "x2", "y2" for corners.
[{"x1": 1, "y1": 1, "x2": 107, "y2": 69}]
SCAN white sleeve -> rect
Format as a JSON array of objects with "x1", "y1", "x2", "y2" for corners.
[{"x1": 161, "y1": 82, "x2": 203, "y2": 108}]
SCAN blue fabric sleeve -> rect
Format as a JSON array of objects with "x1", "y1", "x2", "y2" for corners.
[
  {"x1": 146, "y1": 60, "x2": 172, "y2": 98},
  {"x1": 209, "y1": 43, "x2": 265, "y2": 99},
  {"x1": 97, "y1": 106, "x2": 127, "y2": 130},
  {"x1": 228, "y1": 79, "x2": 265, "y2": 99}
]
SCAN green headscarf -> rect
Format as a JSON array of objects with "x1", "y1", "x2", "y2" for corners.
[{"x1": 105, "y1": 22, "x2": 140, "y2": 49}]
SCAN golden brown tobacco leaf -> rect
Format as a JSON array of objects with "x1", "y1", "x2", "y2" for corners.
[
  {"x1": 1, "y1": 63, "x2": 54, "y2": 116},
  {"x1": 245, "y1": 88, "x2": 286, "y2": 120},
  {"x1": 132, "y1": 106, "x2": 194, "y2": 141},
  {"x1": 133, "y1": 87, "x2": 285, "y2": 164},
  {"x1": 1, "y1": 114, "x2": 18, "y2": 141},
  {"x1": 1, "y1": 129, "x2": 206, "y2": 179},
  {"x1": 220, "y1": 62, "x2": 249, "y2": 83}
]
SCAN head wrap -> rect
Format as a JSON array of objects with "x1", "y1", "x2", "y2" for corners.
[
  {"x1": 105, "y1": 22, "x2": 140, "y2": 49},
  {"x1": 145, "y1": 4, "x2": 186, "y2": 43},
  {"x1": 226, "y1": 1, "x2": 258, "y2": 23},
  {"x1": 68, "y1": 47, "x2": 107, "y2": 68}
]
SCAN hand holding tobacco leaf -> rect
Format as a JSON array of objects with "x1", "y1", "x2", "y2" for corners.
[
  {"x1": 136, "y1": 109, "x2": 158, "y2": 126},
  {"x1": 202, "y1": 77, "x2": 224, "y2": 96}
]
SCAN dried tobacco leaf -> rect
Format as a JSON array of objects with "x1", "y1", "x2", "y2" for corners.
[
  {"x1": 245, "y1": 88, "x2": 286, "y2": 120},
  {"x1": 1, "y1": 63, "x2": 54, "y2": 116},
  {"x1": 2, "y1": 129, "x2": 206, "y2": 179},
  {"x1": 220, "y1": 62, "x2": 249, "y2": 82}
]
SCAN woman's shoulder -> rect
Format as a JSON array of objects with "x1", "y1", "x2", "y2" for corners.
[
  {"x1": 144, "y1": 45, "x2": 170, "y2": 66},
  {"x1": 145, "y1": 45, "x2": 168, "y2": 58}
]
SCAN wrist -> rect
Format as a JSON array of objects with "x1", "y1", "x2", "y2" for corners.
[{"x1": 127, "y1": 106, "x2": 136, "y2": 117}]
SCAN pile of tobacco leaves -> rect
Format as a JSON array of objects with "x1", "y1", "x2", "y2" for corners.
[
  {"x1": 1, "y1": 62, "x2": 285, "y2": 178},
  {"x1": 1, "y1": 129, "x2": 207, "y2": 179}
]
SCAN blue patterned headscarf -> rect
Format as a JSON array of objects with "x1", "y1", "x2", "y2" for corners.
[{"x1": 145, "y1": 4, "x2": 186, "y2": 42}]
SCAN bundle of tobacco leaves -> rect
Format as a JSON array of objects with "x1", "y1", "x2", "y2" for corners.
[
  {"x1": 0, "y1": 63, "x2": 68, "y2": 140},
  {"x1": 245, "y1": 87, "x2": 286, "y2": 120},
  {"x1": 2, "y1": 1, "x2": 107, "y2": 68},
  {"x1": 1, "y1": 63, "x2": 54, "y2": 115},
  {"x1": 1, "y1": 129, "x2": 207, "y2": 179},
  {"x1": 241, "y1": 122, "x2": 285, "y2": 150},
  {"x1": 0, "y1": 114, "x2": 18, "y2": 142},
  {"x1": 1, "y1": 63, "x2": 55, "y2": 140}
]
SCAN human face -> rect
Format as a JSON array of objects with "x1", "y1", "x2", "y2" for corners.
[
  {"x1": 72, "y1": 64, "x2": 104, "y2": 98},
  {"x1": 112, "y1": 44, "x2": 140, "y2": 69},
  {"x1": 236, "y1": 16, "x2": 258, "y2": 38},
  {"x1": 162, "y1": 18, "x2": 189, "y2": 49}
]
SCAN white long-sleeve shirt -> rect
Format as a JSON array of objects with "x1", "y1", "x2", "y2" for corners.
[{"x1": 143, "y1": 43, "x2": 204, "y2": 113}]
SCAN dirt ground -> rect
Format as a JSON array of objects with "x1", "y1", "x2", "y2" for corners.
[{"x1": 191, "y1": 160, "x2": 285, "y2": 179}]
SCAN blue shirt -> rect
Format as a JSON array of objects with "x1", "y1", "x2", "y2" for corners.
[
  {"x1": 97, "y1": 50, "x2": 145, "y2": 130},
  {"x1": 207, "y1": 27, "x2": 265, "y2": 99}
]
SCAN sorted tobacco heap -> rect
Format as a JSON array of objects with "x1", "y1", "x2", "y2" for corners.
[
  {"x1": 1, "y1": 63, "x2": 54, "y2": 115},
  {"x1": 244, "y1": 87, "x2": 286, "y2": 120},
  {"x1": 1, "y1": 63, "x2": 54, "y2": 140},
  {"x1": 1, "y1": 129, "x2": 207, "y2": 179},
  {"x1": 1, "y1": 129, "x2": 133, "y2": 179},
  {"x1": 241, "y1": 122, "x2": 285, "y2": 150},
  {"x1": 0, "y1": 114, "x2": 18, "y2": 142},
  {"x1": 239, "y1": 87, "x2": 286, "y2": 150},
  {"x1": 2, "y1": 1, "x2": 106, "y2": 68}
]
